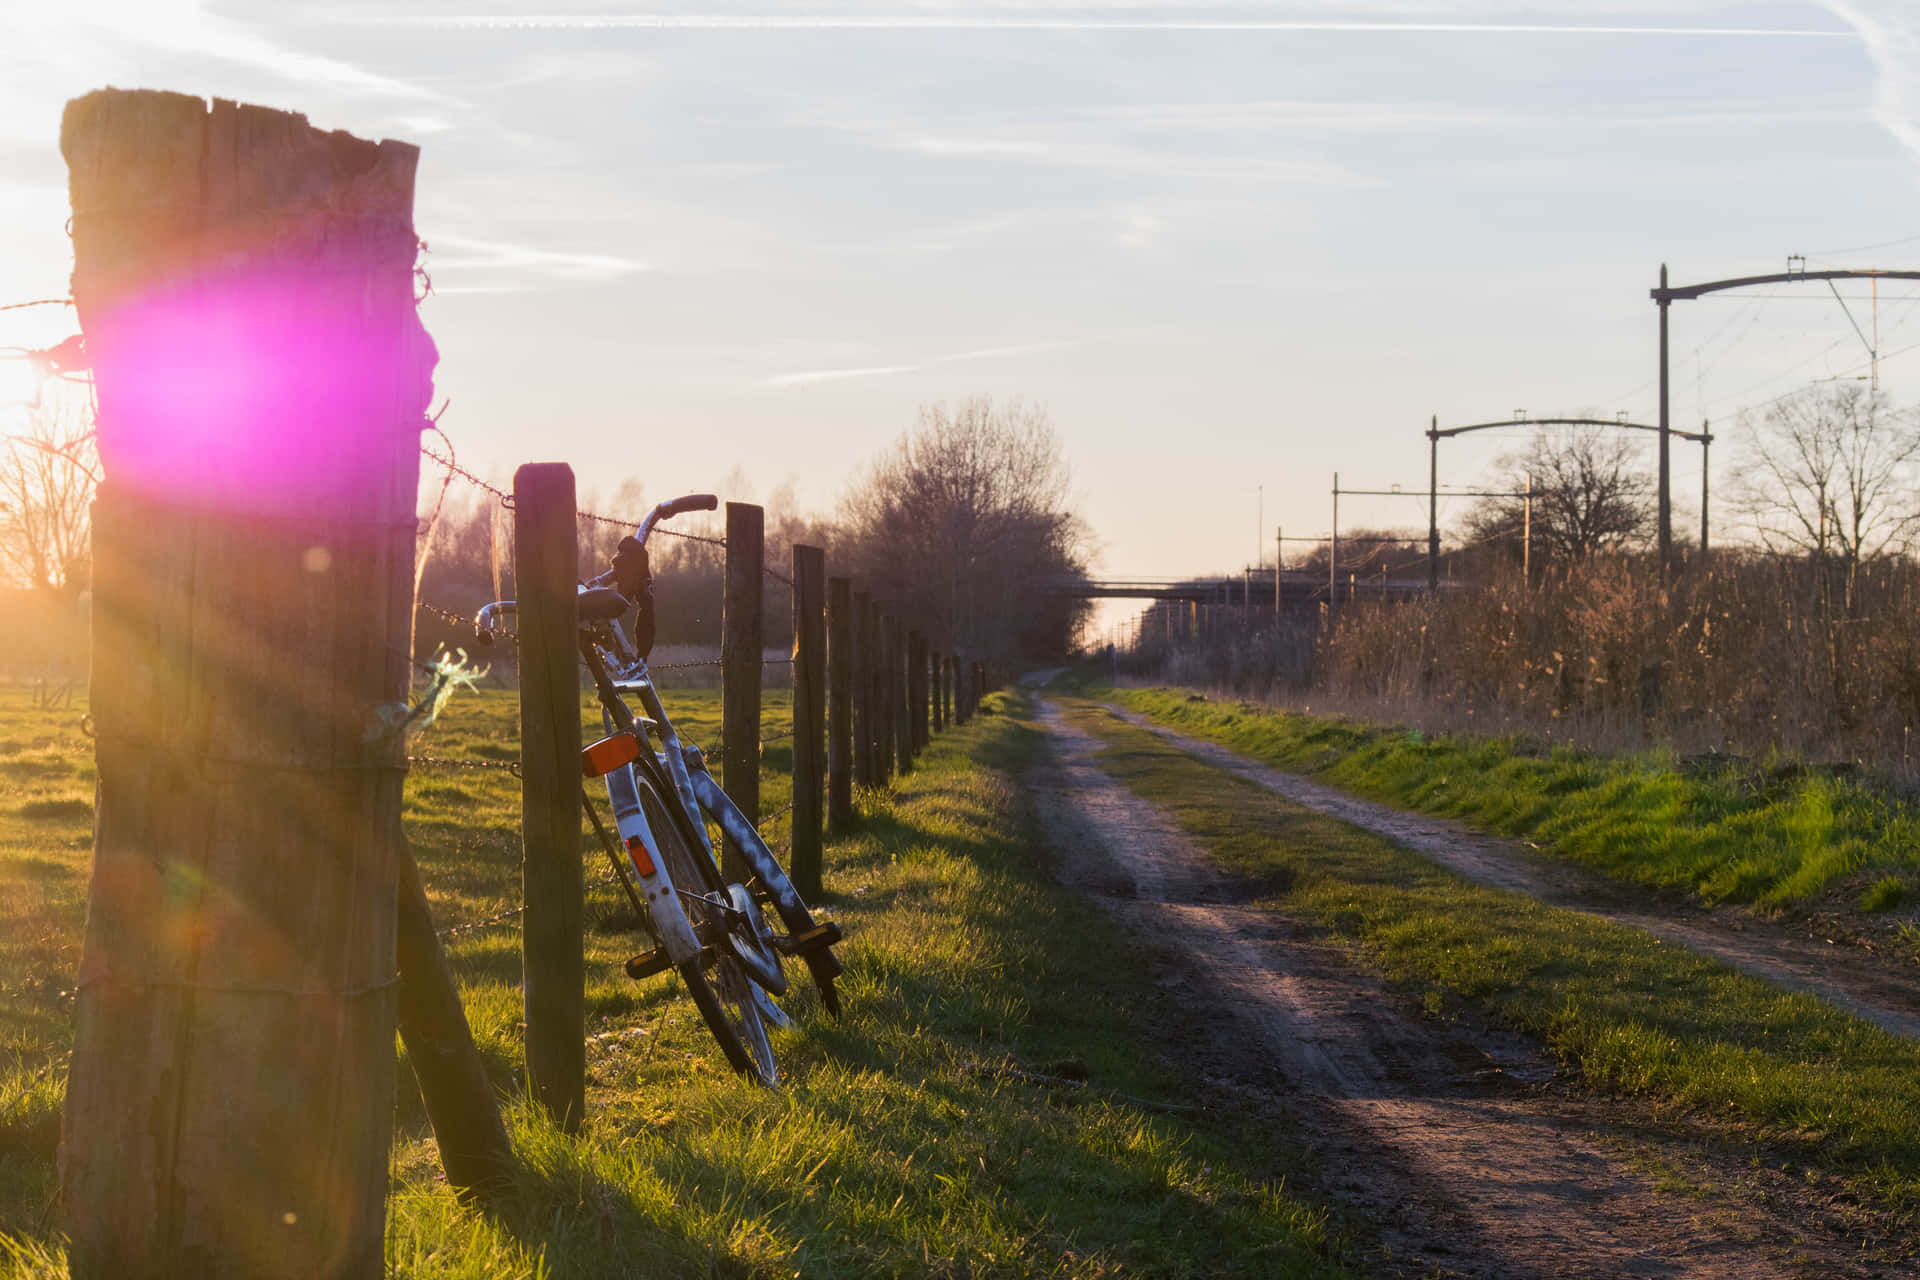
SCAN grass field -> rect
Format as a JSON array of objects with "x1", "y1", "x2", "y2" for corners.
[
  {"x1": 1051, "y1": 692, "x2": 1920, "y2": 1227},
  {"x1": 0, "y1": 684, "x2": 1344, "y2": 1277},
  {"x1": 1094, "y1": 680, "x2": 1920, "y2": 912}
]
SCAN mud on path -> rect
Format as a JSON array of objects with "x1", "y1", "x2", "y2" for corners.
[
  {"x1": 1031, "y1": 698, "x2": 1899, "y2": 1279},
  {"x1": 1099, "y1": 702, "x2": 1920, "y2": 1044}
]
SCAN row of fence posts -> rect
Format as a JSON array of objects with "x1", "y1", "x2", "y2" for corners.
[
  {"x1": 515, "y1": 469, "x2": 998, "y2": 1132},
  {"x1": 53, "y1": 92, "x2": 1008, "y2": 1274}
]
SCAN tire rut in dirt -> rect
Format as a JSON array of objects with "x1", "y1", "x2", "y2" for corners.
[
  {"x1": 1034, "y1": 699, "x2": 1810, "y2": 1280},
  {"x1": 1099, "y1": 702, "x2": 1920, "y2": 1043}
]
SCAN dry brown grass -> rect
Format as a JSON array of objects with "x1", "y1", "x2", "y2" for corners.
[{"x1": 1133, "y1": 550, "x2": 1920, "y2": 771}]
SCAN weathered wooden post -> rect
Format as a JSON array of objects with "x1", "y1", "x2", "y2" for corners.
[
  {"x1": 952, "y1": 654, "x2": 967, "y2": 726},
  {"x1": 894, "y1": 619, "x2": 914, "y2": 775},
  {"x1": 826, "y1": 575, "x2": 853, "y2": 832},
  {"x1": 517, "y1": 463, "x2": 584, "y2": 1132},
  {"x1": 791, "y1": 545, "x2": 826, "y2": 900},
  {"x1": 874, "y1": 608, "x2": 895, "y2": 784},
  {"x1": 61, "y1": 90, "x2": 430, "y2": 1276},
  {"x1": 394, "y1": 850, "x2": 512, "y2": 1199},
  {"x1": 931, "y1": 647, "x2": 944, "y2": 734},
  {"x1": 853, "y1": 591, "x2": 875, "y2": 787},
  {"x1": 907, "y1": 630, "x2": 927, "y2": 752},
  {"x1": 722, "y1": 502, "x2": 763, "y2": 880}
]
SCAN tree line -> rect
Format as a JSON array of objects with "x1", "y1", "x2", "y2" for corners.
[{"x1": 0, "y1": 393, "x2": 1094, "y2": 676}]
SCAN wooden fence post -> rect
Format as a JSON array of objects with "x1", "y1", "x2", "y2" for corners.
[
  {"x1": 853, "y1": 591, "x2": 874, "y2": 787},
  {"x1": 791, "y1": 545, "x2": 827, "y2": 900},
  {"x1": 929, "y1": 644, "x2": 944, "y2": 736},
  {"x1": 907, "y1": 630, "x2": 926, "y2": 752},
  {"x1": 893, "y1": 617, "x2": 914, "y2": 775},
  {"x1": 396, "y1": 849, "x2": 512, "y2": 1199},
  {"x1": 827, "y1": 576, "x2": 854, "y2": 832},
  {"x1": 722, "y1": 502, "x2": 764, "y2": 880},
  {"x1": 952, "y1": 654, "x2": 967, "y2": 726},
  {"x1": 61, "y1": 90, "x2": 428, "y2": 1276},
  {"x1": 874, "y1": 609, "x2": 895, "y2": 784},
  {"x1": 517, "y1": 463, "x2": 585, "y2": 1133}
]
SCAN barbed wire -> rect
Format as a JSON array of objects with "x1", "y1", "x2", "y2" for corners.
[
  {"x1": 408, "y1": 755, "x2": 521, "y2": 776},
  {"x1": 420, "y1": 439, "x2": 514, "y2": 507},
  {"x1": 0, "y1": 298, "x2": 73, "y2": 313},
  {"x1": 758, "y1": 729, "x2": 794, "y2": 745},
  {"x1": 576, "y1": 504, "x2": 728, "y2": 549},
  {"x1": 416, "y1": 599, "x2": 499, "y2": 635},
  {"x1": 436, "y1": 871, "x2": 625, "y2": 940}
]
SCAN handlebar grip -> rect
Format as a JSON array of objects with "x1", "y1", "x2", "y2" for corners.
[{"x1": 661, "y1": 493, "x2": 718, "y2": 518}]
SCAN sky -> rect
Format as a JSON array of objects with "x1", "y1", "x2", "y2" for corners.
[{"x1": 4, "y1": 0, "x2": 1920, "y2": 631}]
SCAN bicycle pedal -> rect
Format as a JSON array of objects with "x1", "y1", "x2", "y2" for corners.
[
  {"x1": 776, "y1": 921, "x2": 842, "y2": 957},
  {"x1": 624, "y1": 947, "x2": 672, "y2": 980}
]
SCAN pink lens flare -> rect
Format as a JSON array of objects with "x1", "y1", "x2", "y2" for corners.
[{"x1": 90, "y1": 262, "x2": 437, "y2": 513}]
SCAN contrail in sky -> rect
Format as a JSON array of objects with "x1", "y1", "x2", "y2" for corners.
[
  {"x1": 1819, "y1": 1, "x2": 1920, "y2": 171},
  {"x1": 348, "y1": 15, "x2": 1849, "y2": 37}
]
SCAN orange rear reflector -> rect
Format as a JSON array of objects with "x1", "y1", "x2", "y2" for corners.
[
  {"x1": 582, "y1": 732, "x2": 641, "y2": 778},
  {"x1": 625, "y1": 834, "x2": 657, "y2": 878}
]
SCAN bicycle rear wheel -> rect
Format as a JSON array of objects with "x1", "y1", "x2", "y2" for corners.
[{"x1": 638, "y1": 781, "x2": 778, "y2": 1085}]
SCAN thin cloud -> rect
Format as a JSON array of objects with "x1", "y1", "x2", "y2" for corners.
[
  {"x1": 348, "y1": 14, "x2": 1848, "y2": 37},
  {"x1": 1086, "y1": 100, "x2": 1859, "y2": 133},
  {"x1": 766, "y1": 364, "x2": 923, "y2": 388},
  {"x1": 57, "y1": 3, "x2": 444, "y2": 101},
  {"x1": 427, "y1": 233, "x2": 652, "y2": 282},
  {"x1": 765, "y1": 339, "x2": 1076, "y2": 387},
  {"x1": 1819, "y1": 1, "x2": 1920, "y2": 171},
  {"x1": 888, "y1": 130, "x2": 1369, "y2": 184}
]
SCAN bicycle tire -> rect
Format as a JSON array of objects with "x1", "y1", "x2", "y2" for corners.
[{"x1": 638, "y1": 782, "x2": 779, "y2": 1085}]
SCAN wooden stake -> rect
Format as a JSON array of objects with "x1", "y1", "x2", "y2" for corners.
[
  {"x1": 874, "y1": 609, "x2": 895, "y2": 784},
  {"x1": 908, "y1": 630, "x2": 928, "y2": 751},
  {"x1": 61, "y1": 90, "x2": 429, "y2": 1277},
  {"x1": 893, "y1": 618, "x2": 913, "y2": 776},
  {"x1": 791, "y1": 545, "x2": 826, "y2": 899},
  {"x1": 396, "y1": 848, "x2": 512, "y2": 1199},
  {"x1": 931, "y1": 648, "x2": 944, "y2": 734},
  {"x1": 826, "y1": 576, "x2": 853, "y2": 832},
  {"x1": 852, "y1": 591, "x2": 874, "y2": 787},
  {"x1": 721, "y1": 502, "x2": 764, "y2": 880},
  {"x1": 516, "y1": 463, "x2": 583, "y2": 1133}
]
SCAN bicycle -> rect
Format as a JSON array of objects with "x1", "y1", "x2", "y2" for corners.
[{"x1": 475, "y1": 493, "x2": 843, "y2": 1086}]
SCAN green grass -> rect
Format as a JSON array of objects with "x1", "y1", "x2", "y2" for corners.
[
  {"x1": 1090, "y1": 678, "x2": 1920, "y2": 909},
  {"x1": 1053, "y1": 695, "x2": 1920, "y2": 1218},
  {"x1": 0, "y1": 685, "x2": 1343, "y2": 1277}
]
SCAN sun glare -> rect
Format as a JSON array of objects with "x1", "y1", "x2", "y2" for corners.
[{"x1": 0, "y1": 357, "x2": 41, "y2": 413}]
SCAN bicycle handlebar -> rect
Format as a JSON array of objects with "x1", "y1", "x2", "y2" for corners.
[{"x1": 636, "y1": 493, "x2": 718, "y2": 546}]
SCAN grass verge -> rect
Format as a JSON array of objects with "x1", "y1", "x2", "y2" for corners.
[
  {"x1": 1089, "y1": 677, "x2": 1920, "y2": 910},
  {"x1": 1053, "y1": 694, "x2": 1920, "y2": 1226},
  {"x1": 2, "y1": 687, "x2": 1343, "y2": 1278}
]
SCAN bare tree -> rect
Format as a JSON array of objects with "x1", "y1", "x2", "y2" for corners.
[
  {"x1": 1461, "y1": 424, "x2": 1653, "y2": 569},
  {"x1": 837, "y1": 397, "x2": 1092, "y2": 661},
  {"x1": 0, "y1": 395, "x2": 98, "y2": 597},
  {"x1": 1732, "y1": 384, "x2": 1920, "y2": 609}
]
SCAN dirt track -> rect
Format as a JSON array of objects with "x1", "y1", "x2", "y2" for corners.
[
  {"x1": 1031, "y1": 696, "x2": 1905, "y2": 1279},
  {"x1": 1099, "y1": 702, "x2": 1920, "y2": 1044}
]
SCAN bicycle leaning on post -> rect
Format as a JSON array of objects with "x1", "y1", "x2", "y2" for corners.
[{"x1": 476, "y1": 493, "x2": 843, "y2": 1086}]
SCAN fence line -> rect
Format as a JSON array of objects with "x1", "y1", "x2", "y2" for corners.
[{"x1": 405, "y1": 438, "x2": 983, "y2": 971}]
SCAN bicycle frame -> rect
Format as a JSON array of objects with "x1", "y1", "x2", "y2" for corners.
[{"x1": 475, "y1": 492, "x2": 842, "y2": 1078}]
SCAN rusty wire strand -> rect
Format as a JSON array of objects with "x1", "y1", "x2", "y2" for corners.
[{"x1": 407, "y1": 755, "x2": 521, "y2": 776}]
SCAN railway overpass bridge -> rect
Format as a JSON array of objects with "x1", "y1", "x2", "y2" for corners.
[{"x1": 1048, "y1": 575, "x2": 1441, "y2": 606}]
